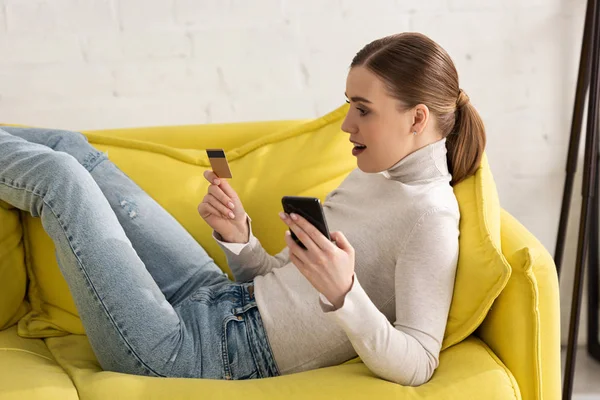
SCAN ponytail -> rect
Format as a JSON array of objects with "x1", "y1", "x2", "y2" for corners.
[{"x1": 446, "y1": 97, "x2": 486, "y2": 186}]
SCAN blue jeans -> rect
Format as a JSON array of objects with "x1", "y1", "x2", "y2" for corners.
[{"x1": 0, "y1": 127, "x2": 280, "y2": 380}]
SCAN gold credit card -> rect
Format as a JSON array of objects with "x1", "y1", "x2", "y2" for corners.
[{"x1": 206, "y1": 149, "x2": 233, "y2": 179}]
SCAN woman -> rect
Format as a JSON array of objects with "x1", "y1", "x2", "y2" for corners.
[{"x1": 0, "y1": 32, "x2": 484, "y2": 386}]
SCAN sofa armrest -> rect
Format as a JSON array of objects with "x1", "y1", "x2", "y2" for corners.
[{"x1": 477, "y1": 209, "x2": 561, "y2": 400}]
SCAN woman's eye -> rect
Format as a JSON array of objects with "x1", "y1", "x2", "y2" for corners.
[{"x1": 345, "y1": 99, "x2": 368, "y2": 116}]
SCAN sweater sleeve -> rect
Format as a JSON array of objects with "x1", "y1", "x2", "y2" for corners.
[
  {"x1": 319, "y1": 208, "x2": 459, "y2": 386},
  {"x1": 213, "y1": 214, "x2": 290, "y2": 282}
]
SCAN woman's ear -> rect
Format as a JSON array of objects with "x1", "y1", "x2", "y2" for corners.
[{"x1": 411, "y1": 104, "x2": 430, "y2": 135}]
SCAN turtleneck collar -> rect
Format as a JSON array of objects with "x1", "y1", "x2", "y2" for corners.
[{"x1": 379, "y1": 138, "x2": 450, "y2": 183}]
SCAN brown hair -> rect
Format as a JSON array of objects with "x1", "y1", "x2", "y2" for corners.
[{"x1": 350, "y1": 32, "x2": 486, "y2": 186}]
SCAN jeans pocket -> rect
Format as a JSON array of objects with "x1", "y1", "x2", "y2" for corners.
[
  {"x1": 190, "y1": 285, "x2": 237, "y2": 305},
  {"x1": 222, "y1": 306, "x2": 260, "y2": 380}
]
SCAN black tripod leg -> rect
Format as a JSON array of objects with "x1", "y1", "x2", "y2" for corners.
[
  {"x1": 563, "y1": 0, "x2": 600, "y2": 397},
  {"x1": 555, "y1": 0, "x2": 595, "y2": 277},
  {"x1": 589, "y1": 152, "x2": 600, "y2": 361}
]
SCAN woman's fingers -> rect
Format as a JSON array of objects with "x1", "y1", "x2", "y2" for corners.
[
  {"x1": 331, "y1": 231, "x2": 353, "y2": 254},
  {"x1": 204, "y1": 170, "x2": 239, "y2": 208},
  {"x1": 280, "y1": 212, "x2": 333, "y2": 252},
  {"x1": 206, "y1": 194, "x2": 235, "y2": 219},
  {"x1": 285, "y1": 231, "x2": 311, "y2": 267},
  {"x1": 215, "y1": 178, "x2": 239, "y2": 202},
  {"x1": 280, "y1": 213, "x2": 321, "y2": 254},
  {"x1": 207, "y1": 184, "x2": 235, "y2": 210},
  {"x1": 203, "y1": 170, "x2": 220, "y2": 184},
  {"x1": 199, "y1": 201, "x2": 223, "y2": 219},
  {"x1": 288, "y1": 248, "x2": 307, "y2": 275}
]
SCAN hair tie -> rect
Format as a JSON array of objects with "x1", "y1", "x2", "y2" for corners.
[{"x1": 456, "y1": 89, "x2": 470, "y2": 108}]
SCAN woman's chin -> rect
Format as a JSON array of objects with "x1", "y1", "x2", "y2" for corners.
[{"x1": 356, "y1": 160, "x2": 381, "y2": 174}]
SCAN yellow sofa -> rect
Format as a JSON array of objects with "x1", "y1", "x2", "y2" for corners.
[{"x1": 0, "y1": 106, "x2": 560, "y2": 399}]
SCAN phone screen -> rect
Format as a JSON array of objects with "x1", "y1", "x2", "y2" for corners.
[{"x1": 281, "y1": 196, "x2": 331, "y2": 249}]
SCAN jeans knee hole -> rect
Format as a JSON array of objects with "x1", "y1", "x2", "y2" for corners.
[{"x1": 118, "y1": 197, "x2": 139, "y2": 219}]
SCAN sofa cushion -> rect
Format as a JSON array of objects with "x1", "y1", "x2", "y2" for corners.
[
  {"x1": 442, "y1": 154, "x2": 512, "y2": 349},
  {"x1": 0, "y1": 325, "x2": 78, "y2": 400},
  {"x1": 15, "y1": 104, "x2": 510, "y2": 352},
  {"x1": 0, "y1": 202, "x2": 29, "y2": 330},
  {"x1": 45, "y1": 333, "x2": 519, "y2": 400}
]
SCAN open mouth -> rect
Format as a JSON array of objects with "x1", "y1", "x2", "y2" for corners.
[{"x1": 350, "y1": 140, "x2": 367, "y2": 156}]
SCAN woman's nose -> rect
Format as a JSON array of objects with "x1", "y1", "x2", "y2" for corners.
[{"x1": 341, "y1": 114, "x2": 355, "y2": 134}]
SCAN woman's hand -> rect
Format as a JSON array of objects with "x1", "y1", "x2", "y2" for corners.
[
  {"x1": 198, "y1": 170, "x2": 249, "y2": 243},
  {"x1": 279, "y1": 212, "x2": 355, "y2": 309}
]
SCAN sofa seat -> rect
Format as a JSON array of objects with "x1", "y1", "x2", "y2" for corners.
[
  {"x1": 43, "y1": 333, "x2": 520, "y2": 400},
  {"x1": 0, "y1": 326, "x2": 78, "y2": 400}
]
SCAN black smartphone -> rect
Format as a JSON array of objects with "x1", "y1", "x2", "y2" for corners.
[{"x1": 281, "y1": 196, "x2": 331, "y2": 249}]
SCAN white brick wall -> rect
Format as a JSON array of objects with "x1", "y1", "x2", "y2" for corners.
[
  {"x1": 0, "y1": 33, "x2": 84, "y2": 64},
  {"x1": 118, "y1": 0, "x2": 175, "y2": 31},
  {"x1": 5, "y1": 0, "x2": 118, "y2": 32},
  {"x1": 175, "y1": 0, "x2": 284, "y2": 28},
  {"x1": 0, "y1": 0, "x2": 590, "y2": 345},
  {"x1": 0, "y1": 5, "x2": 4, "y2": 33},
  {"x1": 84, "y1": 31, "x2": 191, "y2": 61}
]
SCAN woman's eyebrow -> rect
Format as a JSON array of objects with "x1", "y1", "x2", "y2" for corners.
[{"x1": 344, "y1": 92, "x2": 372, "y2": 104}]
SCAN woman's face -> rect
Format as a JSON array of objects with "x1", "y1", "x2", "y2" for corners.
[{"x1": 341, "y1": 66, "x2": 433, "y2": 173}]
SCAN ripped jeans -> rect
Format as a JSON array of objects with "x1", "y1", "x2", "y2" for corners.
[{"x1": 0, "y1": 127, "x2": 279, "y2": 380}]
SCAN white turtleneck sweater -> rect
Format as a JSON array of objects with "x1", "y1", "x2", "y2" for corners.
[{"x1": 213, "y1": 139, "x2": 460, "y2": 386}]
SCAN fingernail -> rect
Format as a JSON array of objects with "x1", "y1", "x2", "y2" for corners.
[
  {"x1": 228, "y1": 202, "x2": 235, "y2": 209},
  {"x1": 279, "y1": 212, "x2": 287, "y2": 219},
  {"x1": 214, "y1": 179, "x2": 220, "y2": 185},
  {"x1": 285, "y1": 230, "x2": 291, "y2": 236},
  {"x1": 229, "y1": 212, "x2": 235, "y2": 219},
  {"x1": 290, "y1": 213, "x2": 298, "y2": 221}
]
